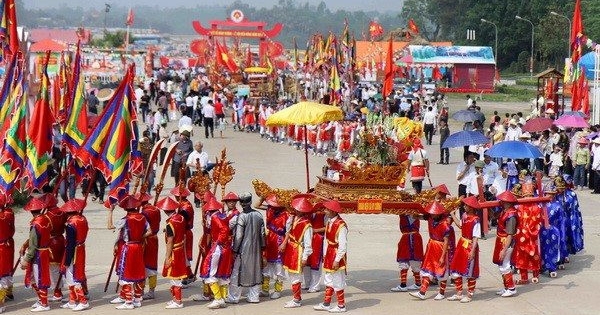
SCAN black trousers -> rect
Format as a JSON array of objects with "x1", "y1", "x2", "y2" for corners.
[
  {"x1": 594, "y1": 170, "x2": 600, "y2": 193},
  {"x1": 424, "y1": 123, "x2": 434, "y2": 145},
  {"x1": 412, "y1": 180, "x2": 423, "y2": 193},
  {"x1": 204, "y1": 117, "x2": 214, "y2": 138},
  {"x1": 440, "y1": 146, "x2": 449, "y2": 163}
]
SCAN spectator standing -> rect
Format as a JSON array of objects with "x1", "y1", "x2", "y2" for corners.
[
  {"x1": 202, "y1": 100, "x2": 216, "y2": 138},
  {"x1": 573, "y1": 138, "x2": 590, "y2": 189},
  {"x1": 87, "y1": 91, "x2": 99, "y2": 114},
  {"x1": 139, "y1": 90, "x2": 151, "y2": 123},
  {"x1": 438, "y1": 120, "x2": 450, "y2": 164},
  {"x1": 422, "y1": 107, "x2": 436, "y2": 145}
]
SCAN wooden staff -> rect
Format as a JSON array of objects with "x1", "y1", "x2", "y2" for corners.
[
  {"x1": 153, "y1": 141, "x2": 180, "y2": 206},
  {"x1": 11, "y1": 256, "x2": 21, "y2": 276},
  {"x1": 104, "y1": 254, "x2": 117, "y2": 292}
]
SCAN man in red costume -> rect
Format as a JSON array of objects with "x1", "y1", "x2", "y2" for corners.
[
  {"x1": 390, "y1": 212, "x2": 423, "y2": 292},
  {"x1": 304, "y1": 204, "x2": 326, "y2": 293},
  {"x1": 282, "y1": 194, "x2": 313, "y2": 308},
  {"x1": 110, "y1": 195, "x2": 150, "y2": 310},
  {"x1": 313, "y1": 200, "x2": 348, "y2": 313},
  {"x1": 59, "y1": 199, "x2": 89, "y2": 311},
  {"x1": 192, "y1": 191, "x2": 218, "y2": 302},
  {"x1": 448, "y1": 196, "x2": 481, "y2": 303},
  {"x1": 260, "y1": 194, "x2": 288, "y2": 299},
  {"x1": 493, "y1": 191, "x2": 518, "y2": 297},
  {"x1": 171, "y1": 186, "x2": 196, "y2": 285},
  {"x1": 44, "y1": 194, "x2": 67, "y2": 302},
  {"x1": 513, "y1": 181, "x2": 543, "y2": 285},
  {"x1": 138, "y1": 192, "x2": 161, "y2": 300},
  {"x1": 20, "y1": 196, "x2": 52, "y2": 312},
  {"x1": 201, "y1": 197, "x2": 236, "y2": 309},
  {"x1": 158, "y1": 196, "x2": 188, "y2": 309},
  {"x1": 409, "y1": 201, "x2": 451, "y2": 300},
  {"x1": 407, "y1": 138, "x2": 429, "y2": 194},
  {"x1": 0, "y1": 195, "x2": 15, "y2": 313}
]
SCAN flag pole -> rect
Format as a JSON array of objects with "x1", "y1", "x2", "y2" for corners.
[{"x1": 125, "y1": 24, "x2": 130, "y2": 52}]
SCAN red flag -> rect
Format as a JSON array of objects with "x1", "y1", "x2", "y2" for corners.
[
  {"x1": 408, "y1": 19, "x2": 420, "y2": 34},
  {"x1": 369, "y1": 21, "x2": 384, "y2": 40},
  {"x1": 581, "y1": 78, "x2": 590, "y2": 116},
  {"x1": 571, "y1": 0, "x2": 584, "y2": 63},
  {"x1": 432, "y1": 66, "x2": 443, "y2": 81},
  {"x1": 381, "y1": 36, "x2": 394, "y2": 98},
  {"x1": 215, "y1": 41, "x2": 239, "y2": 72},
  {"x1": 125, "y1": 8, "x2": 134, "y2": 26},
  {"x1": 571, "y1": 72, "x2": 584, "y2": 111},
  {"x1": 4, "y1": 0, "x2": 20, "y2": 54}
]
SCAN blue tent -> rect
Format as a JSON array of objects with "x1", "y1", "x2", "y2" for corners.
[{"x1": 579, "y1": 51, "x2": 597, "y2": 80}]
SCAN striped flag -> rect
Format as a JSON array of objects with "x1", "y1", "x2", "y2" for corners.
[
  {"x1": 76, "y1": 65, "x2": 142, "y2": 204},
  {"x1": 0, "y1": 0, "x2": 19, "y2": 56},
  {"x1": 0, "y1": 79, "x2": 27, "y2": 195},
  {"x1": 25, "y1": 51, "x2": 56, "y2": 191},
  {"x1": 63, "y1": 43, "x2": 89, "y2": 154},
  {"x1": 0, "y1": 53, "x2": 18, "y2": 129}
]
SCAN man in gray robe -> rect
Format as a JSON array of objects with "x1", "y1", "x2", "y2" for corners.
[{"x1": 227, "y1": 192, "x2": 266, "y2": 303}]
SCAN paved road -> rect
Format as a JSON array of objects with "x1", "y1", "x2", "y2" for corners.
[{"x1": 7, "y1": 100, "x2": 599, "y2": 315}]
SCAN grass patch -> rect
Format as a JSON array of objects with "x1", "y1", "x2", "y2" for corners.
[{"x1": 445, "y1": 86, "x2": 535, "y2": 102}]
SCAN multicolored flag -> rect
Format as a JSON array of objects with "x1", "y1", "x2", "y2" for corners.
[
  {"x1": 0, "y1": 55, "x2": 20, "y2": 138},
  {"x1": 25, "y1": 51, "x2": 56, "y2": 191},
  {"x1": 77, "y1": 65, "x2": 143, "y2": 204},
  {"x1": 0, "y1": 0, "x2": 19, "y2": 55},
  {"x1": 0, "y1": 80, "x2": 27, "y2": 195},
  {"x1": 63, "y1": 43, "x2": 89, "y2": 154}
]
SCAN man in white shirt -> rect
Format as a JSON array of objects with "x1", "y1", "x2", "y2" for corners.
[
  {"x1": 202, "y1": 100, "x2": 216, "y2": 138},
  {"x1": 422, "y1": 106, "x2": 437, "y2": 145},
  {"x1": 591, "y1": 138, "x2": 600, "y2": 193},
  {"x1": 178, "y1": 112, "x2": 193, "y2": 135},
  {"x1": 466, "y1": 160, "x2": 485, "y2": 196},
  {"x1": 482, "y1": 153, "x2": 499, "y2": 189},
  {"x1": 186, "y1": 141, "x2": 209, "y2": 173},
  {"x1": 456, "y1": 153, "x2": 476, "y2": 197},
  {"x1": 504, "y1": 119, "x2": 522, "y2": 141},
  {"x1": 490, "y1": 163, "x2": 509, "y2": 196},
  {"x1": 135, "y1": 85, "x2": 144, "y2": 112}
]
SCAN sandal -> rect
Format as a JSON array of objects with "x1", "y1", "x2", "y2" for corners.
[
  {"x1": 531, "y1": 277, "x2": 539, "y2": 284},
  {"x1": 549, "y1": 272, "x2": 557, "y2": 278}
]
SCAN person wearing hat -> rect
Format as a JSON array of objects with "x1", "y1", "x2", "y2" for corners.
[
  {"x1": 171, "y1": 130, "x2": 193, "y2": 185},
  {"x1": 408, "y1": 138, "x2": 430, "y2": 194},
  {"x1": 546, "y1": 145, "x2": 564, "y2": 179},
  {"x1": 466, "y1": 160, "x2": 485, "y2": 197},
  {"x1": 304, "y1": 203, "x2": 327, "y2": 294},
  {"x1": 260, "y1": 195, "x2": 289, "y2": 300},
  {"x1": 200, "y1": 197, "x2": 235, "y2": 309},
  {"x1": 40, "y1": 193, "x2": 67, "y2": 303},
  {"x1": 556, "y1": 176, "x2": 584, "y2": 257},
  {"x1": 137, "y1": 192, "x2": 161, "y2": 300},
  {"x1": 447, "y1": 196, "x2": 481, "y2": 303},
  {"x1": 20, "y1": 196, "x2": 52, "y2": 312},
  {"x1": 158, "y1": 196, "x2": 187, "y2": 309},
  {"x1": 390, "y1": 210, "x2": 424, "y2": 293},
  {"x1": 313, "y1": 200, "x2": 348, "y2": 313},
  {"x1": 228, "y1": 193, "x2": 265, "y2": 304},
  {"x1": 110, "y1": 195, "x2": 150, "y2": 310},
  {"x1": 59, "y1": 199, "x2": 89, "y2": 311},
  {"x1": 409, "y1": 201, "x2": 451, "y2": 301},
  {"x1": 591, "y1": 137, "x2": 600, "y2": 193},
  {"x1": 193, "y1": 191, "x2": 218, "y2": 301},
  {"x1": 504, "y1": 119, "x2": 522, "y2": 141},
  {"x1": 170, "y1": 186, "x2": 196, "y2": 285},
  {"x1": 573, "y1": 137, "x2": 591, "y2": 190},
  {"x1": 0, "y1": 195, "x2": 15, "y2": 313},
  {"x1": 493, "y1": 191, "x2": 518, "y2": 297},
  {"x1": 539, "y1": 182, "x2": 566, "y2": 278},
  {"x1": 282, "y1": 194, "x2": 314, "y2": 308},
  {"x1": 512, "y1": 182, "x2": 543, "y2": 285}
]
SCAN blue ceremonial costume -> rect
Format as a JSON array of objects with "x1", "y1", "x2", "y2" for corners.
[{"x1": 540, "y1": 196, "x2": 567, "y2": 273}]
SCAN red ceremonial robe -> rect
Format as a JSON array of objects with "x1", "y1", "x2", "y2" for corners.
[
  {"x1": 449, "y1": 214, "x2": 480, "y2": 278},
  {"x1": 141, "y1": 204, "x2": 161, "y2": 271},
  {"x1": 420, "y1": 218, "x2": 451, "y2": 278},
  {"x1": 0, "y1": 208, "x2": 15, "y2": 278},
  {"x1": 396, "y1": 215, "x2": 424, "y2": 263},
  {"x1": 283, "y1": 217, "x2": 311, "y2": 273},
  {"x1": 116, "y1": 213, "x2": 148, "y2": 282}
]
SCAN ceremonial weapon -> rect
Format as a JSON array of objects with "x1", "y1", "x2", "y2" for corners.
[
  {"x1": 11, "y1": 256, "x2": 21, "y2": 276},
  {"x1": 104, "y1": 254, "x2": 117, "y2": 293},
  {"x1": 153, "y1": 141, "x2": 180, "y2": 206}
]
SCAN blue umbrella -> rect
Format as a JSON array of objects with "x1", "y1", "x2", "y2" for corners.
[
  {"x1": 452, "y1": 109, "x2": 479, "y2": 122},
  {"x1": 486, "y1": 141, "x2": 543, "y2": 159},
  {"x1": 442, "y1": 130, "x2": 489, "y2": 148}
]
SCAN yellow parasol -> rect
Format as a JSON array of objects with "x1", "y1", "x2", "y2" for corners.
[
  {"x1": 266, "y1": 101, "x2": 344, "y2": 191},
  {"x1": 244, "y1": 67, "x2": 270, "y2": 73}
]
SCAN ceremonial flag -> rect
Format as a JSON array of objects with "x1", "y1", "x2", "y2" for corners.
[
  {"x1": 342, "y1": 18, "x2": 350, "y2": 47},
  {"x1": 77, "y1": 66, "x2": 142, "y2": 204},
  {"x1": 381, "y1": 35, "x2": 394, "y2": 98},
  {"x1": 125, "y1": 8, "x2": 134, "y2": 26},
  {"x1": 408, "y1": 19, "x2": 420, "y2": 34},
  {"x1": 0, "y1": 53, "x2": 17, "y2": 120},
  {"x1": 0, "y1": 79, "x2": 27, "y2": 195},
  {"x1": 581, "y1": 77, "x2": 590, "y2": 116},
  {"x1": 0, "y1": 55, "x2": 20, "y2": 142},
  {"x1": 571, "y1": 0, "x2": 584, "y2": 64},
  {"x1": 25, "y1": 51, "x2": 55, "y2": 191},
  {"x1": 215, "y1": 41, "x2": 239, "y2": 72},
  {"x1": 53, "y1": 52, "x2": 72, "y2": 124},
  {"x1": 63, "y1": 43, "x2": 89, "y2": 155},
  {"x1": 369, "y1": 20, "x2": 384, "y2": 40},
  {"x1": 0, "y1": 0, "x2": 19, "y2": 55}
]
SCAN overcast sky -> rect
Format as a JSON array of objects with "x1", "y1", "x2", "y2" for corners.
[{"x1": 23, "y1": 0, "x2": 400, "y2": 12}]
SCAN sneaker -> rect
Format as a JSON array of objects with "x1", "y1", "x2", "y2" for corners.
[
  {"x1": 495, "y1": 289, "x2": 506, "y2": 295},
  {"x1": 61, "y1": 303, "x2": 76, "y2": 309},
  {"x1": 313, "y1": 303, "x2": 332, "y2": 311},
  {"x1": 409, "y1": 292, "x2": 426, "y2": 300},
  {"x1": 31, "y1": 302, "x2": 41, "y2": 309},
  {"x1": 190, "y1": 294, "x2": 211, "y2": 301},
  {"x1": 72, "y1": 303, "x2": 90, "y2": 311},
  {"x1": 259, "y1": 290, "x2": 270, "y2": 297},
  {"x1": 270, "y1": 291, "x2": 281, "y2": 299},
  {"x1": 207, "y1": 299, "x2": 225, "y2": 309},
  {"x1": 142, "y1": 291, "x2": 155, "y2": 300},
  {"x1": 0, "y1": 306, "x2": 5, "y2": 314},
  {"x1": 110, "y1": 297, "x2": 126, "y2": 304},
  {"x1": 307, "y1": 288, "x2": 320, "y2": 293},
  {"x1": 531, "y1": 277, "x2": 539, "y2": 284},
  {"x1": 549, "y1": 271, "x2": 558, "y2": 278},
  {"x1": 224, "y1": 297, "x2": 239, "y2": 304},
  {"x1": 165, "y1": 301, "x2": 183, "y2": 309},
  {"x1": 50, "y1": 295, "x2": 64, "y2": 302},
  {"x1": 460, "y1": 296, "x2": 472, "y2": 303},
  {"x1": 328, "y1": 306, "x2": 347, "y2": 313},
  {"x1": 390, "y1": 285, "x2": 408, "y2": 292},
  {"x1": 132, "y1": 299, "x2": 141, "y2": 308},
  {"x1": 30, "y1": 305, "x2": 50, "y2": 312},
  {"x1": 433, "y1": 293, "x2": 445, "y2": 300},
  {"x1": 446, "y1": 294, "x2": 463, "y2": 301},
  {"x1": 501, "y1": 289, "x2": 517, "y2": 297},
  {"x1": 406, "y1": 284, "x2": 421, "y2": 291},
  {"x1": 284, "y1": 300, "x2": 302, "y2": 308},
  {"x1": 246, "y1": 297, "x2": 260, "y2": 303},
  {"x1": 115, "y1": 303, "x2": 134, "y2": 310}
]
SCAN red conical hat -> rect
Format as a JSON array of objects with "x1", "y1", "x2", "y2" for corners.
[
  {"x1": 43, "y1": 193, "x2": 59, "y2": 207},
  {"x1": 119, "y1": 195, "x2": 141, "y2": 210},
  {"x1": 23, "y1": 196, "x2": 47, "y2": 212},
  {"x1": 462, "y1": 196, "x2": 480, "y2": 209},
  {"x1": 135, "y1": 192, "x2": 152, "y2": 203},
  {"x1": 203, "y1": 197, "x2": 223, "y2": 211},
  {"x1": 170, "y1": 186, "x2": 191, "y2": 197},
  {"x1": 434, "y1": 184, "x2": 450, "y2": 196},
  {"x1": 202, "y1": 191, "x2": 215, "y2": 203},
  {"x1": 265, "y1": 194, "x2": 282, "y2": 208},
  {"x1": 60, "y1": 198, "x2": 87, "y2": 213},
  {"x1": 291, "y1": 194, "x2": 313, "y2": 213},
  {"x1": 422, "y1": 201, "x2": 446, "y2": 215},
  {"x1": 497, "y1": 191, "x2": 518, "y2": 203},
  {"x1": 320, "y1": 200, "x2": 342, "y2": 213},
  {"x1": 222, "y1": 192, "x2": 240, "y2": 202},
  {"x1": 156, "y1": 196, "x2": 180, "y2": 212}
]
